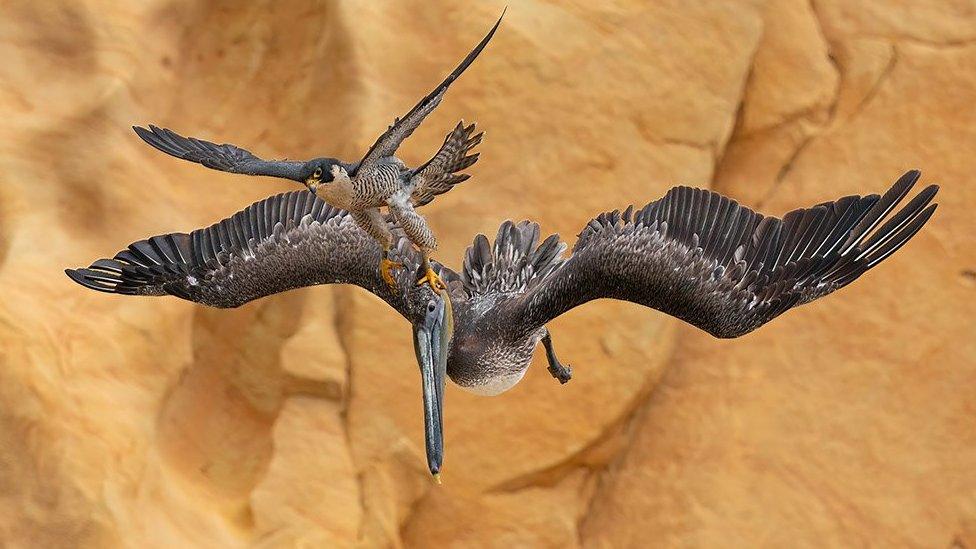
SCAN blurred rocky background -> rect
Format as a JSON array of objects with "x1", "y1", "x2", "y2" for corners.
[{"x1": 0, "y1": 1, "x2": 974, "y2": 547}]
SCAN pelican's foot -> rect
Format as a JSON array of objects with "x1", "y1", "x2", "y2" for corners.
[
  {"x1": 416, "y1": 266, "x2": 447, "y2": 292},
  {"x1": 542, "y1": 329, "x2": 571, "y2": 384},
  {"x1": 380, "y1": 257, "x2": 403, "y2": 292},
  {"x1": 547, "y1": 361, "x2": 573, "y2": 384}
]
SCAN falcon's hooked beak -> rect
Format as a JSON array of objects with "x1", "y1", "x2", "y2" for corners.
[
  {"x1": 412, "y1": 288, "x2": 454, "y2": 483},
  {"x1": 304, "y1": 176, "x2": 320, "y2": 196},
  {"x1": 304, "y1": 166, "x2": 324, "y2": 196}
]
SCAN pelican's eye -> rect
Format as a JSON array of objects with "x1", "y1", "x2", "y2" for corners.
[{"x1": 313, "y1": 167, "x2": 323, "y2": 179}]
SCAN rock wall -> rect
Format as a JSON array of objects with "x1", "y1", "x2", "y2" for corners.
[{"x1": 0, "y1": 1, "x2": 973, "y2": 547}]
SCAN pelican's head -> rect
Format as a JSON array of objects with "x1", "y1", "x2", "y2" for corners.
[
  {"x1": 409, "y1": 287, "x2": 454, "y2": 481},
  {"x1": 301, "y1": 157, "x2": 347, "y2": 196}
]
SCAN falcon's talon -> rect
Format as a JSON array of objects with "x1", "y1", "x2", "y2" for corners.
[
  {"x1": 417, "y1": 267, "x2": 447, "y2": 291},
  {"x1": 380, "y1": 257, "x2": 403, "y2": 292}
]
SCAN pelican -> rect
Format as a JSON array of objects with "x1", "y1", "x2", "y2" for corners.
[{"x1": 66, "y1": 170, "x2": 939, "y2": 479}]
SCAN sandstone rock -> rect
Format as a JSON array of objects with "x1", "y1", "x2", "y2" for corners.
[{"x1": 0, "y1": 1, "x2": 972, "y2": 547}]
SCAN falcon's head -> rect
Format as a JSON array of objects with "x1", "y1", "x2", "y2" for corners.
[{"x1": 301, "y1": 158, "x2": 346, "y2": 195}]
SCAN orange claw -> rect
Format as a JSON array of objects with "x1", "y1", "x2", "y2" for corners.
[{"x1": 416, "y1": 266, "x2": 447, "y2": 292}]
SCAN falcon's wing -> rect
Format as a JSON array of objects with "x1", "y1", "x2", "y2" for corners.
[
  {"x1": 133, "y1": 125, "x2": 306, "y2": 181},
  {"x1": 66, "y1": 191, "x2": 427, "y2": 318},
  {"x1": 355, "y1": 11, "x2": 502, "y2": 174},
  {"x1": 490, "y1": 171, "x2": 938, "y2": 338}
]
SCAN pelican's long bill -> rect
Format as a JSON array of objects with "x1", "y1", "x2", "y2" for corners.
[{"x1": 412, "y1": 288, "x2": 454, "y2": 481}]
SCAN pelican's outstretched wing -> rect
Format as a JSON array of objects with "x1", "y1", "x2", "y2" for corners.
[
  {"x1": 354, "y1": 10, "x2": 502, "y2": 175},
  {"x1": 493, "y1": 171, "x2": 938, "y2": 338},
  {"x1": 66, "y1": 191, "x2": 425, "y2": 317},
  {"x1": 133, "y1": 125, "x2": 306, "y2": 181}
]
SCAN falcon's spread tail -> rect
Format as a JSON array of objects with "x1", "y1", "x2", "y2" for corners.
[{"x1": 411, "y1": 121, "x2": 483, "y2": 207}]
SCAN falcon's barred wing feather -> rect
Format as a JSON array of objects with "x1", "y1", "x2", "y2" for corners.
[
  {"x1": 355, "y1": 11, "x2": 503, "y2": 174},
  {"x1": 133, "y1": 125, "x2": 305, "y2": 181},
  {"x1": 66, "y1": 192, "x2": 423, "y2": 317},
  {"x1": 412, "y1": 121, "x2": 483, "y2": 206},
  {"x1": 505, "y1": 171, "x2": 938, "y2": 338}
]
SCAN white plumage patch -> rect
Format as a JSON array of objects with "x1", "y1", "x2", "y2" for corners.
[{"x1": 457, "y1": 369, "x2": 527, "y2": 396}]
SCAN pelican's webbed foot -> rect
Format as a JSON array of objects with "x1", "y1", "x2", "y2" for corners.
[
  {"x1": 542, "y1": 329, "x2": 572, "y2": 384},
  {"x1": 380, "y1": 249, "x2": 403, "y2": 293},
  {"x1": 549, "y1": 362, "x2": 573, "y2": 384}
]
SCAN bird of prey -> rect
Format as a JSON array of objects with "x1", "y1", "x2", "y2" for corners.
[
  {"x1": 66, "y1": 170, "x2": 939, "y2": 479},
  {"x1": 131, "y1": 11, "x2": 504, "y2": 293}
]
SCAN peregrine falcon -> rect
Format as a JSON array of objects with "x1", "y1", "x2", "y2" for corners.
[
  {"x1": 132, "y1": 11, "x2": 504, "y2": 292},
  {"x1": 67, "y1": 170, "x2": 939, "y2": 478}
]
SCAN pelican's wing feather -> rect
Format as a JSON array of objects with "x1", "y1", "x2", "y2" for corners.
[
  {"x1": 500, "y1": 171, "x2": 937, "y2": 338},
  {"x1": 66, "y1": 191, "x2": 426, "y2": 318}
]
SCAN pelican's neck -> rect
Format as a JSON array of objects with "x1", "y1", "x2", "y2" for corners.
[{"x1": 447, "y1": 304, "x2": 543, "y2": 396}]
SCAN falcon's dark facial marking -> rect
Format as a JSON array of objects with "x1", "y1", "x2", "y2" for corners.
[{"x1": 303, "y1": 157, "x2": 340, "y2": 195}]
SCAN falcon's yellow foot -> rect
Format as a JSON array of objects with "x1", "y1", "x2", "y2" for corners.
[
  {"x1": 380, "y1": 257, "x2": 403, "y2": 292},
  {"x1": 416, "y1": 266, "x2": 447, "y2": 292}
]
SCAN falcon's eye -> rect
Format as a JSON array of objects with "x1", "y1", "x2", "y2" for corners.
[
  {"x1": 313, "y1": 167, "x2": 323, "y2": 178},
  {"x1": 427, "y1": 301, "x2": 437, "y2": 313}
]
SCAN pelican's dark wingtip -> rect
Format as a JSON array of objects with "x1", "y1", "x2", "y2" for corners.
[
  {"x1": 64, "y1": 268, "x2": 96, "y2": 290},
  {"x1": 65, "y1": 266, "x2": 126, "y2": 294}
]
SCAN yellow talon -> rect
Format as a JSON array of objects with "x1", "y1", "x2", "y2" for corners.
[
  {"x1": 380, "y1": 257, "x2": 403, "y2": 292},
  {"x1": 417, "y1": 266, "x2": 447, "y2": 291}
]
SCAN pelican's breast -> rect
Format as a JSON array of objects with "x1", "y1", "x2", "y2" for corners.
[
  {"x1": 449, "y1": 334, "x2": 538, "y2": 396},
  {"x1": 460, "y1": 369, "x2": 527, "y2": 396}
]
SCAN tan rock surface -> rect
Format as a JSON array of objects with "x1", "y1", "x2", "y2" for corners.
[{"x1": 0, "y1": 1, "x2": 972, "y2": 547}]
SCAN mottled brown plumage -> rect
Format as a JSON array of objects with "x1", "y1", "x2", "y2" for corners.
[{"x1": 66, "y1": 171, "x2": 939, "y2": 475}]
